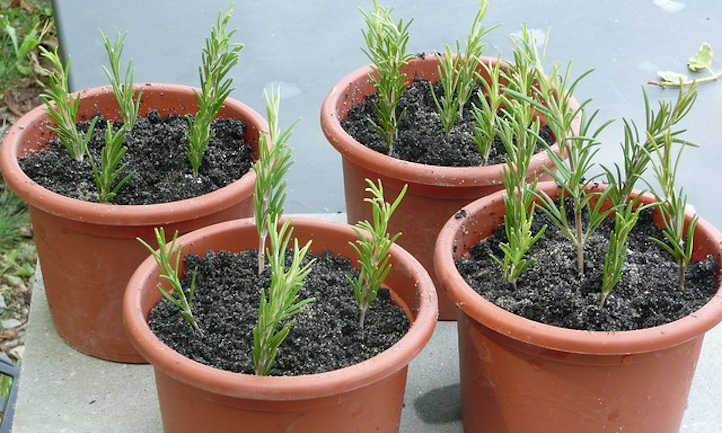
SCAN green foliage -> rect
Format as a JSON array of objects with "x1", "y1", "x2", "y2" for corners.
[
  {"x1": 186, "y1": 7, "x2": 244, "y2": 177},
  {"x1": 252, "y1": 87, "x2": 298, "y2": 274},
  {"x1": 471, "y1": 59, "x2": 503, "y2": 164},
  {"x1": 38, "y1": 47, "x2": 94, "y2": 161},
  {"x1": 431, "y1": 0, "x2": 496, "y2": 133},
  {"x1": 646, "y1": 129, "x2": 698, "y2": 291},
  {"x1": 600, "y1": 197, "x2": 645, "y2": 306},
  {"x1": 347, "y1": 179, "x2": 406, "y2": 329},
  {"x1": 490, "y1": 102, "x2": 546, "y2": 287},
  {"x1": 100, "y1": 30, "x2": 142, "y2": 130},
  {"x1": 360, "y1": 0, "x2": 414, "y2": 153},
  {"x1": 0, "y1": 189, "x2": 28, "y2": 249},
  {"x1": 252, "y1": 217, "x2": 315, "y2": 376},
  {"x1": 0, "y1": 2, "x2": 51, "y2": 87},
  {"x1": 137, "y1": 228, "x2": 202, "y2": 335},
  {"x1": 87, "y1": 121, "x2": 133, "y2": 203}
]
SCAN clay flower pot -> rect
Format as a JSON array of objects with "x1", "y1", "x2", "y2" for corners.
[
  {"x1": 433, "y1": 181, "x2": 722, "y2": 433},
  {"x1": 123, "y1": 217, "x2": 437, "y2": 433},
  {"x1": 321, "y1": 54, "x2": 577, "y2": 320},
  {"x1": 0, "y1": 84, "x2": 266, "y2": 362}
]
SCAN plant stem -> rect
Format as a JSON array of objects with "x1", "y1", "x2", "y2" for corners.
[
  {"x1": 575, "y1": 207, "x2": 584, "y2": 275},
  {"x1": 359, "y1": 306, "x2": 368, "y2": 330},
  {"x1": 647, "y1": 71, "x2": 722, "y2": 88},
  {"x1": 679, "y1": 259, "x2": 686, "y2": 291},
  {"x1": 258, "y1": 234, "x2": 266, "y2": 275}
]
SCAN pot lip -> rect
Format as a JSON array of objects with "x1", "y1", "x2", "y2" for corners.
[
  {"x1": 123, "y1": 216, "x2": 438, "y2": 400},
  {"x1": 320, "y1": 54, "x2": 574, "y2": 188},
  {"x1": 0, "y1": 83, "x2": 266, "y2": 226},
  {"x1": 434, "y1": 180, "x2": 722, "y2": 355}
]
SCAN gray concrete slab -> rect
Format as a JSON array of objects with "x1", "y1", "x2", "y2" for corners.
[
  {"x1": 52, "y1": 1, "x2": 722, "y2": 221},
  {"x1": 11, "y1": 213, "x2": 722, "y2": 433}
]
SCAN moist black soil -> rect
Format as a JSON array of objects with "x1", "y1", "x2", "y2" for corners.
[
  {"x1": 149, "y1": 249, "x2": 410, "y2": 375},
  {"x1": 341, "y1": 78, "x2": 554, "y2": 167},
  {"x1": 19, "y1": 111, "x2": 253, "y2": 205},
  {"x1": 456, "y1": 206, "x2": 719, "y2": 331}
]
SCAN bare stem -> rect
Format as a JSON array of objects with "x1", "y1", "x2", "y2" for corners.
[
  {"x1": 257, "y1": 233, "x2": 266, "y2": 275},
  {"x1": 648, "y1": 71, "x2": 722, "y2": 88},
  {"x1": 679, "y1": 259, "x2": 687, "y2": 291},
  {"x1": 359, "y1": 306, "x2": 368, "y2": 330},
  {"x1": 575, "y1": 208, "x2": 584, "y2": 275}
]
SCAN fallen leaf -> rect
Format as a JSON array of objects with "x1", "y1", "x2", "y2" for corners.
[
  {"x1": 688, "y1": 42, "x2": 714, "y2": 72},
  {"x1": 657, "y1": 70, "x2": 688, "y2": 83}
]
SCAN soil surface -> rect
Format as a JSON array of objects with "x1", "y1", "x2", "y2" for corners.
[
  {"x1": 19, "y1": 111, "x2": 253, "y2": 205},
  {"x1": 342, "y1": 78, "x2": 553, "y2": 167},
  {"x1": 456, "y1": 206, "x2": 719, "y2": 331},
  {"x1": 149, "y1": 249, "x2": 410, "y2": 375}
]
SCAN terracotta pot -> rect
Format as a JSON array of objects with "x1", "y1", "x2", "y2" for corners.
[
  {"x1": 433, "y1": 181, "x2": 722, "y2": 433},
  {"x1": 123, "y1": 217, "x2": 438, "y2": 433},
  {"x1": 321, "y1": 54, "x2": 577, "y2": 320},
  {"x1": 0, "y1": 84, "x2": 266, "y2": 362}
]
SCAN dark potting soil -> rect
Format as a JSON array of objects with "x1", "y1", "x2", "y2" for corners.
[
  {"x1": 18, "y1": 110, "x2": 253, "y2": 205},
  {"x1": 341, "y1": 78, "x2": 554, "y2": 167},
  {"x1": 456, "y1": 206, "x2": 719, "y2": 331},
  {"x1": 148, "y1": 249, "x2": 410, "y2": 375}
]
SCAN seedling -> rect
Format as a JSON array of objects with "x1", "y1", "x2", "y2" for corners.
[
  {"x1": 650, "y1": 42, "x2": 721, "y2": 88},
  {"x1": 100, "y1": 30, "x2": 143, "y2": 130},
  {"x1": 600, "y1": 196, "x2": 646, "y2": 306},
  {"x1": 252, "y1": 87, "x2": 298, "y2": 274},
  {"x1": 471, "y1": 59, "x2": 504, "y2": 164},
  {"x1": 431, "y1": 0, "x2": 497, "y2": 133},
  {"x1": 490, "y1": 101, "x2": 546, "y2": 287},
  {"x1": 347, "y1": 179, "x2": 407, "y2": 330},
  {"x1": 137, "y1": 228, "x2": 202, "y2": 335},
  {"x1": 252, "y1": 216, "x2": 315, "y2": 376},
  {"x1": 360, "y1": 0, "x2": 414, "y2": 153},
  {"x1": 38, "y1": 47, "x2": 95, "y2": 162},
  {"x1": 87, "y1": 121, "x2": 133, "y2": 203},
  {"x1": 186, "y1": 7, "x2": 244, "y2": 177},
  {"x1": 646, "y1": 129, "x2": 699, "y2": 291}
]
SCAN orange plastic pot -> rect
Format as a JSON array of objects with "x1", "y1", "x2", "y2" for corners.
[
  {"x1": 123, "y1": 217, "x2": 438, "y2": 433},
  {"x1": 434, "y1": 181, "x2": 722, "y2": 433},
  {"x1": 321, "y1": 54, "x2": 577, "y2": 320},
  {"x1": 0, "y1": 84, "x2": 266, "y2": 362}
]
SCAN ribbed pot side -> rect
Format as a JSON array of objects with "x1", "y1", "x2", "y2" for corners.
[
  {"x1": 321, "y1": 54, "x2": 577, "y2": 320},
  {"x1": 123, "y1": 217, "x2": 438, "y2": 433},
  {"x1": 434, "y1": 181, "x2": 722, "y2": 433},
  {"x1": 0, "y1": 84, "x2": 266, "y2": 362}
]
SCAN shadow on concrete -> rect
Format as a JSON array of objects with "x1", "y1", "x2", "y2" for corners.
[{"x1": 413, "y1": 383, "x2": 462, "y2": 424}]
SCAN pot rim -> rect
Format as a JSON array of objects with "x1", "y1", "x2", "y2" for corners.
[
  {"x1": 434, "y1": 180, "x2": 722, "y2": 355},
  {"x1": 0, "y1": 83, "x2": 266, "y2": 226},
  {"x1": 320, "y1": 54, "x2": 576, "y2": 188},
  {"x1": 123, "y1": 217, "x2": 438, "y2": 400}
]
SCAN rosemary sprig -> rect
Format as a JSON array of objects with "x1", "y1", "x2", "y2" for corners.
[
  {"x1": 186, "y1": 7, "x2": 244, "y2": 177},
  {"x1": 360, "y1": 0, "x2": 414, "y2": 154},
  {"x1": 646, "y1": 129, "x2": 699, "y2": 291},
  {"x1": 252, "y1": 216, "x2": 315, "y2": 376},
  {"x1": 471, "y1": 59, "x2": 503, "y2": 164},
  {"x1": 347, "y1": 178, "x2": 407, "y2": 329},
  {"x1": 137, "y1": 228, "x2": 202, "y2": 335},
  {"x1": 87, "y1": 121, "x2": 133, "y2": 203},
  {"x1": 100, "y1": 30, "x2": 143, "y2": 130},
  {"x1": 600, "y1": 196, "x2": 645, "y2": 306},
  {"x1": 490, "y1": 102, "x2": 546, "y2": 288},
  {"x1": 38, "y1": 47, "x2": 94, "y2": 161},
  {"x1": 252, "y1": 87, "x2": 298, "y2": 275},
  {"x1": 431, "y1": 0, "x2": 497, "y2": 133}
]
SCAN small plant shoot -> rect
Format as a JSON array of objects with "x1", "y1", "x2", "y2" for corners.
[
  {"x1": 431, "y1": 0, "x2": 497, "y2": 133},
  {"x1": 347, "y1": 178, "x2": 407, "y2": 330},
  {"x1": 186, "y1": 7, "x2": 244, "y2": 177},
  {"x1": 360, "y1": 0, "x2": 414, "y2": 154},
  {"x1": 490, "y1": 102, "x2": 546, "y2": 288},
  {"x1": 650, "y1": 42, "x2": 721, "y2": 88},
  {"x1": 252, "y1": 87, "x2": 298, "y2": 275},
  {"x1": 646, "y1": 129, "x2": 699, "y2": 291},
  {"x1": 471, "y1": 59, "x2": 504, "y2": 164},
  {"x1": 100, "y1": 30, "x2": 143, "y2": 130},
  {"x1": 137, "y1": 228, "x2": 202, "y2": 335},
  {"x1": 38, "y1": 47, "x2": 95, "y2": 162},
  {"x1": 87, "y1": 121, "x2": 133, "y2": 203},
  {"x1": 252, "y1": 216, "x2": 315, "y2": 376}
]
